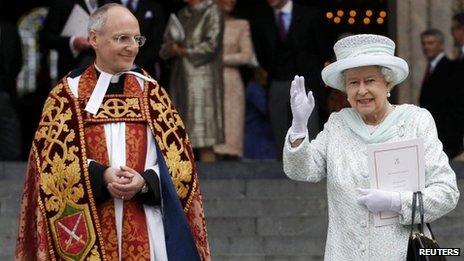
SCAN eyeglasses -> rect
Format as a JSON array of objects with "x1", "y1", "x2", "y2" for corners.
[{"x1": 112, "y1": 34, "x2": 146, "y2": 47}]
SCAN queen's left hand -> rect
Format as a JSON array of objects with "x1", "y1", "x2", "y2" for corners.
[{"x1": 356, "y1": 188, "x2": 401, "y2": 213}]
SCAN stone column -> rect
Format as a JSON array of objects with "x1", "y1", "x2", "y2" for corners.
[{"x1": 394, "y1": 0, "x2": 457, "y2": 104}]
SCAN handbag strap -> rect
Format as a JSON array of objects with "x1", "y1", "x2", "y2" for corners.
[
  {"x1": 417, "y1": 191, "x2": 437, "y2": 240},
  {"x1": 409, "y1": 191, "x2": 418, "y2": 237},
  {"x1": 418, "y1": 191, "x2": 425, "y2": 233}
]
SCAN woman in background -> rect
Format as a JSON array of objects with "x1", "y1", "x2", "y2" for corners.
[
  {"x1": 160, "y1": 0, "x2": 224, "y2": 162},
  {"x1": 214, "y1": 0, "x2": 257, "y2": 160}
]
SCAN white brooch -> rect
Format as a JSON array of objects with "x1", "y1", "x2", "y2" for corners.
[{"x1": 397, "y1": 121, "x2": 405, "y2": 137}]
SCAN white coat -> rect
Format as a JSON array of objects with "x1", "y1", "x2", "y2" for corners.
[{"x1": 283, "y1": 104, "x2": 459, "y2": 261}]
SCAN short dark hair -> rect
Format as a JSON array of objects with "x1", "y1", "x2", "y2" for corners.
[
  {"x1": 452, "y1": 12, "x2": 464, "y2": 27},
  {"x1": 420, "y1": 28, "x2": 445, "y2": 44}
]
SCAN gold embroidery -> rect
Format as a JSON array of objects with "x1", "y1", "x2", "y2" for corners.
[
  {"x1": 36, "y1": 83, "x2": 96, "y2": 260},
  {"x1": 95, "y1": 98, "x2": 141, "y2": 119},
  {"x1": 165, "y1": 143, "x2": 192, "y2": 199},
  {"x1": 86, "y1": 246, "x2": 101, "y2": 260},
  {"x1": 37, "y1": 84, "x2": 83, "y2": 210},
  {"x1": 148, "y1": 87, "x2": 193, "y2": 200},
  {"x1": 141, "y1": 75, "x2": 197, "y2": 212},
  {"x1": 40, "y1": 158, "x2": 83, "y2": 212}
]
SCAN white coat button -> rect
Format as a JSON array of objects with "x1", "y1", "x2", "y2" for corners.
[
  {"x1": 360, "y1": 244, "x2": 366, "y2": 252},
  {"x1": 361, "y1": 221, "x2": 367, "y2": 228}
]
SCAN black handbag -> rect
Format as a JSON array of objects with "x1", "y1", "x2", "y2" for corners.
[{"x1": 406, "y1": 191, "x2": 446, "y2": 261}]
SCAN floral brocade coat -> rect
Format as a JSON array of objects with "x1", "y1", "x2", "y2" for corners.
[{"x1": 160, "y1": 0, "x2": 224, "y2": 148}]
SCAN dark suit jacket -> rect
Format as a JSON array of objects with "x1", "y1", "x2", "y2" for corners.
[
  {"x1": 103, "y1": 0, "x2": 165, "y2": 76},
  {"x1": 0, "y1": 21, "x2": 22, "y2": 101},
  {"x1": 251, "y1": 3, "x2": 329, "y2": 99},
  {"x1": 39, "y1": 0, "x2": 102, "y2": 79},
  {"x1": 420, "y1": 56, "x2": 453, "y2": 114},
  {"x1": 420, "y1": 56, "x2": 463, "y2": 158},
  {"x1": 447, "y1": 58, "x2": 464, "y2": 157}
]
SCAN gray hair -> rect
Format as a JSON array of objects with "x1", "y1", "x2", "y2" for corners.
[
  {"x1": 380, "y1": 66, "x2": 395, "y2": 88},
  {"x1": 88, "y1": 3, "x2": 122, "y2": 32},
  {"x1": 421, "y1": 28, "x2": 445, "y2": 44},
  {"x1": 342, "y1": 65, "x2": 395, "y2": 89}
]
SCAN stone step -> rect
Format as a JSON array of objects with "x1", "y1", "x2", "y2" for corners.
[
  {"x1": 201, "y1": 179, "x2": 326, "y2": 199},
  {"x1": 208, "y1": 235, "x2": 326, "y2": 256},
  {"x1": 0, "y1": 162, "x2": 26, "y2": 180},
  {"x1": 203, "y1": 198, "x2": 327, "y2": 218},
  {"x1": 197, "y1": 161, "x2": 287, "y2": 179},
  {"x1": 0, "y1": 180, "x2": 23, "y2": 218},
  {"x1": 206, "y1": 217, "x2": 328, "y2": 238},
  {"x1": 432, "y1": 216, "x2": 464, "y2": 236},
  {"x1": 0, "y1": 217, "x2": 19, "y2": 238}
]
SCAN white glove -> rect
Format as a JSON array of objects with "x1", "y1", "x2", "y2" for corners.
[
  {"x1": 356, "y1": 188, "x2": 401, "y2": 213},
  {"x1": 289, "y1": 75, "x2": 315, "y2": 142}
]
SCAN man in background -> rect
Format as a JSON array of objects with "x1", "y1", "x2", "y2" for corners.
[
  {"x1": 419, "y1": 29, "x2": 459, "y2": 159},
  {"x1": 251, "y1": 0, "x2": 330, "y2": 159},
  {"x1": 40, "y1": 0, "x2": 101, "y2": 79},
  {"x1": 448, "y1": 13, "x2": 464, "y2": 158},
  {"x1": 0, "y1": 19, "x2": 22, "y2": 160}
]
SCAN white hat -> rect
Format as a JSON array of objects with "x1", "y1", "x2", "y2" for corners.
[{"x1": 321, "y1": 34, "x2": 409, "y2": 92}]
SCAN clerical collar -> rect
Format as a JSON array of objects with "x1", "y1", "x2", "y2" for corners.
[
  {"x1": 94, "y1": 64, "x2": 125, "y2": 83},
  {"x1": 93, "y1": 64, "x2": 154, "y2": 83},
  {"x1": 85, "y1": 64, "x2": 155, "y2": 115},
  {"x1": 110, "y1": 73, "x2": 122, "y2": 84}
]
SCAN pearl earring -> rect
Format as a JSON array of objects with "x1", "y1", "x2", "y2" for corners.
[{"x1": 387, "y1": 91, "x2": 391, "y2": 98}]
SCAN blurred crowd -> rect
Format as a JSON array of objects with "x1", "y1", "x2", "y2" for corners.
[{"x1": 0, "y1": 0, "x2": 463, "y2": 162}]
